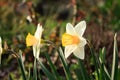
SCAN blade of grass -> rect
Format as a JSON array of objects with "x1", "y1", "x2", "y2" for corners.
[
  {"x1": 27, "y1": 67, "x2": 31, "y2": 80},
  {"x1": 78, "y1": 59, "x2": 90, "y2": 80},
  {"x1": 99, "y1": 47, "x2": 106, "y2": 64},
  {"x1": 104, "y1": 66, "x2": 111, "y2": 79},
  {"x1": 17, "y1": 50, "x2": 27, "y2": 80},
  {"x1": 45, "y1": 53, "x2": 60, "y2": 79},
  {"x1": 33, "y1": 58, "x2": 37, "y2": 80},
  {"x1": 88, "y1": 43, "x2": 100, "y2": 80},
  {"x1": 75, "y1": 69, "x2": 83, "y2": 80},
  {"x1": 111, "y1": 33, "x2": 118, "y2": 80},
  {"x1": 99, "y1": 47, "x2": 111, "y2": 80},
  {"x1": 99, "y1": 63, "x2": 111, "y2": 80},
  {"x1": 37, "y1": 59, "x2": 56, "y2": 80},
  {"x1": 8, "y1": 74, "x2": 13, "y2": 80},
  {"x1": 70, "y1": 64, "x2": 82, "y2": 80},
  {"x1": 58, "y1": 47, "x2": 73, "y2": 80},
  {"x1": 38, "y1": 68, "x2": 42, "y2": 80},
  {"x1": 118, "y1": 68, "x2": 120, "y2": 80}
]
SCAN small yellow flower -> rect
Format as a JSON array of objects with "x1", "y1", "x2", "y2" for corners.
[
  {"x1": 26, "y1": 33, "x2": 38, "y2": 46},
  {"x1": 62, "y1": 33, "x2": 80, "y2": 46},
  {"x1": 62, "y1": 20, "x2": 86, "y2": 59},
  {"x1": 26, "y1": 24, "x2": 43, "y2": 59}
]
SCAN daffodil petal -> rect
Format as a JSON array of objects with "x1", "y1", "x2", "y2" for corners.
[
  {"x1": 64, "y1": 45, "x2": 77, "y2": 58},
  {"x1": 66, "y1": 23, "x2": 76, "y2": 35},
  {"x1": 34, "y1": 24, "x2": 43, "y2": 40},
  {"x1": 75, "y1": 20, "x2": 86, "y2": 36},
  {"x1": 73, "y1": 47, "x2": 85, "y2": 59},
  {"x1": 33, "y1": 46, "x2": 36, "y2": 58},
  {"x1": 78, "y1": 36, "x2": 86, "y2": 47},
  {"x1": 33, "y1": 45, "x2": 40, "y2": 59},
  {"x1": 33, "y1": 24, "x2": 43, "y2": 59}
]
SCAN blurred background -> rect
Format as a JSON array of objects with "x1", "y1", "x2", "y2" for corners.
[{"x1": 0, "y1": 0, "x2": 120, "y2": 79}]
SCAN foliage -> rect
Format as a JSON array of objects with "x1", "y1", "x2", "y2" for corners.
[{"x1": 0, "y1": 0, "x2": 120, "y2": 80}]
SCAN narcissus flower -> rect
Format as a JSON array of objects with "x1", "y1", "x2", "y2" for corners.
[
  {"x1": 26, "y1": 24, "x2": 43, "y2": 59},
  {"x1": 62, "y1": 21, "x2": 87, "y2": 59}
]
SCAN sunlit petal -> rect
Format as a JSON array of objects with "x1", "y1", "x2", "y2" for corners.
[
  {"x1": 34, "y1": 24, "x2": 43, "y2": 40},
  {"x1": 75, "y1": 20, "x2": 86, "y2": 36},
  {"x1": 65, "y1": 45, "x2": 77, "y2": 58},
  {"x1": 66, "y1": 23, "x2": 76, "y2": 35},
  {"x1": 32, "y1": 46, "x2": 36, "y2": 58},
  {"x1": 73, "y1": 47, "x2": 85, "y2": 59},
  {"x1": 78, "y1": 36, "x2": 86, "y2": 47},
  {"x1": 33, "y1": 44, "x2": 40, "y2": 59},
  {"x1": 33, "y1": 24, "x2": 43, "y2": 59}
]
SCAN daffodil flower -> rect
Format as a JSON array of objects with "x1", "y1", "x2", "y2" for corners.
[
  {"x1": 0, "y1": 37, "x2": 3, "y2": 64},
  {"x1": 62, "y1": 20, "x2": 87, "y2": 59},
  {"x1": 26, "y1": 24, "x2": 43, "y2": 59}
]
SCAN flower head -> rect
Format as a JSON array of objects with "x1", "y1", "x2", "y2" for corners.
[
  {"x1": 26, "y1": 24, "x2": 43, "y2": 59},
  {"x1": 62, "y1": 20, "x2": 86, "y2": 59}
]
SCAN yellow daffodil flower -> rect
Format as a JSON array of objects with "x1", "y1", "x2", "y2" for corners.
[
  {"x1": 26, "y1": 24, "x2": 43, "y2": 59},
  {"x1": 62, "y1": 20, "x2": 87, "y2": 59},
  {"x1": 0, "y1": 37, "x2": 3, "y2": 64}
]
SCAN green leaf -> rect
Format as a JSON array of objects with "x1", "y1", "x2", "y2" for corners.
[
  {"x1": 111, "y1": 33, "x2": 118, "y2": 80},
  {"x1": 75, "y1": 69, "x2": 83, "y2": 80},
  {"x1": 8, "y1": 74, "x2": 13, "y2": 80},
  {"x1": 78, "y1": 59, "x2": 90, "y2": 80},
  {"x1": 33, "y1": 58, "x2": 37, "y2": 80},
  {"x1": 37, "y1": 59, "x2": 56, "y2": 80},
  {"x1": 99, "y1": 47, "x2": 106, "y2": 64},
  {"x1": 58, "y1": 47, "x2": 73, "y2": 80},
  {"x1": 88, "y1": 42, "x2": 100, "y2": 79},
  {"x1": 99, "y1": 48, "x2": 111, "y2": 80},
  {"x1": 118, "y1": 68, "x2": 120, "y2": 80},
  {"x1": 99, "y1": 63, "x2": 110, "y2": 80},
  {"x1": 17, "y1": 50, "x2": 27, "y2": 80},
  {"x1": 38, "y1": 68, "x2": 42, "y2": 80},
  {"x1": 27, "y1": 67, "x2": 32, "y2": 80},
  {"x1": 45, "y1": 53, "x2": 60, "y2": 79}
]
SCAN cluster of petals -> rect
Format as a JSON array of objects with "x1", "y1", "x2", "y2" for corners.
[
  {"x1": 26, "y1": 24, "x2": 43, "y2": 59},
  {"x1": 62, "y1": 21, "x2": 86, "y2": 59}
]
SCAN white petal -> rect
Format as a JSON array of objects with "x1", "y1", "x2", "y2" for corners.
[
  {"x1": 79, "y1": 36, "x2": 87, "y2": 47},
  {"x1": 73, "y1": 47, "x2": 85, "y2": 59},
  {"x1": 33, "y1": 44, "x2": 40, "y2": 59},
  {"x1": 64, "y1": 45, "x2": 77, "y2": 58},
  {"x1": 33, "y1": 24, "x2": 43, "y2": 59},
  {"x1": 33, "y1": 46, "x2": 36, "y2": 58},
  {"x1": 34, "y1": 24, "x2": 43, "y2": 40},
  {"x1": 66, "y1": 23, "x2": 76, "y2": 35},
  {"x1": 75, "y1": 20, "x2": 86, "y2": 36}
]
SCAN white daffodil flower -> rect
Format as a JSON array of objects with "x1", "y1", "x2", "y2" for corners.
[
  {"x1": 0, "y1": 37, "x2": 3, "y2": 64},
  {"x1": 26, "y1": 24, "x2": 43, "y2": 59},
  {"x1": 62, "y1": 20, "x2": 87, "y2": 59}
]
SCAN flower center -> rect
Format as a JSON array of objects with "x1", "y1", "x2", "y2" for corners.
[
  {"x1": 26, "y1": 33, "x2": 38, "y2": 46},
  {"x1": 62, "y1": 33, "x2": 80, "y2": 46}
]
